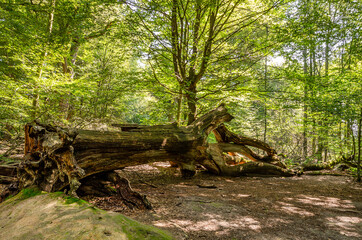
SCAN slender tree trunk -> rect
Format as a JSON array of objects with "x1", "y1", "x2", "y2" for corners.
[
  {"x1": 302, "y1": 48, "x2": 308, "y2": 161},
  {"x1": 323, "y1": 6, "x2": 330, "y2": 162},
  {"x1": 317, "y1": 131, "x2": 323, "y2": 162},
  {"x1": 339, "y1": 121, "x2": 343, "y2": 153},
  {"x1": 346, "y1": 119, "x2": 350, "y2": 145},
  {"x1": 312, "y1": 119, "x2": 316, "y2": 155},
  {"x1": 352, "y1": 126, "x2": 356, "y2": 157},
  {"x1": 357, "y1": 107, "x2": 361, "y2": 182},
  {"x1": 263, "y1": 26, "x2": 268, "y2": 143}
]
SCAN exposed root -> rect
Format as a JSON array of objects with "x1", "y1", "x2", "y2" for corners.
[{"x1": 78, "y1": 171, "x2": 152, "y2": 210}]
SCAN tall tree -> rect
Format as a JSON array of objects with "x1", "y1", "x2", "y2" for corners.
[{"x1": 128, "y1": 0, "x2": 282, "y2": 124}]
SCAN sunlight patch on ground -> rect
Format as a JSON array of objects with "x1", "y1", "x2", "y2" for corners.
[
  {"x1": 278, "y1": 202, "x2": 314, "y2": 216},
  {"x1": 153, "y1": 215, "x2": 261, "y2": 233},
  {"x1": 224, "y1": 179, "x2": 235, "y2": 183},
  {"x1": 234, "y1": 194, "x2": 252, "y2": 198},
  {"x1": 277, "y1": 191, "x2": 292, "y2": 195},
  {"x1": 326, "y1": 216, "x2": 362, "y2": 238},
  {"x1": 295, "y1": 195, "x2": 355, "y2": 209}
]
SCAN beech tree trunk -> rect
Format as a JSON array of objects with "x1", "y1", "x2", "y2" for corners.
[{"x1": 1, "y1": 104, "x2": 295, "y2": 203}]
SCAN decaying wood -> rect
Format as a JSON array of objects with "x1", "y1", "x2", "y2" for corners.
[
  {"x1": 0, "y1": 182, "x2": 18, "y2": 202},
  {"x1": 302, "y1": 156, "x2": 359, "y2": 172},
  {"x1": 20, "y1": 123, "x2": 84, "y2": 196},
  {"x1": 213, "y1": 124, "x2": 285, "y2": 167},
  {"x1": 0, "y1": 164, "x2": 17, "y2": 184},
  {"x1": 1, "y1": 104, "x2": 295, "y2": 204},
  {"x1": 0, "y1": 164, "x2": 17, "y2": 178},
  {"x1": 200, "y1": 144, "x2": 295, "y2": 177},
  {"x1": 78, "y1": 171, "x2": 152, "y2": 210},
  {"x1": 0, "y1": 175, "x2": 16, "y2": 184}
]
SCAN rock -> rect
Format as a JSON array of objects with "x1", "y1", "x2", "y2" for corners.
[{"x1": 0, "y1": 188, "x2": 173, "y2": 240}]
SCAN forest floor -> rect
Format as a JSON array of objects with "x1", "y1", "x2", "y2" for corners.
[
  {"x1": 1, "y1": 141, "x2": 361, "y2": 240},
  {"x1": 84, "y1": 163, "x2": 362, "y2": 240}
]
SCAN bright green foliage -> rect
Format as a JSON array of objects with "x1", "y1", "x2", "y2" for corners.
[{"x1": 0, "y1": 0, "x2": 361, "y2": 171}]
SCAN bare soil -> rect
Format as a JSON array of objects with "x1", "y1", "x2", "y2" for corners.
[{"x1": 87, "y1": 163, "x2": 362, "y2": 240}]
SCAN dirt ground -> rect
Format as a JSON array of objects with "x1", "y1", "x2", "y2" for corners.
[
  {"x1": 82, "y1": 163, "x2": 361, "y2": 240},
  {"x1": 1, "y1": 140, "x2": 361, "y2": 240}
]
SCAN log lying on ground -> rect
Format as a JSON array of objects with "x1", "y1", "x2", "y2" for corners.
[
  {"x1": 1, "y1": 104, "x2": 295, "y2": 203},
  {"x1": 0, "y1": 164, "x2": 17, "y2": 178},
  {"x1": 0, "y1": 164, "x2": 17, "y2": 183},
  {"x1": 302, "y1": 155, "x2": 359, "y2": 172}
]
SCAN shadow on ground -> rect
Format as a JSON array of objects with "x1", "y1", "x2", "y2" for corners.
[{"x1": 104, "y1": 163, "x2": 362, "y2": 240}]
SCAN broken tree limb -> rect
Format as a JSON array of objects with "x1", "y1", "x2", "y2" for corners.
[
  {"x1": 213, "y1": 124, "x2": 285, "y2": 168},
  {"x1": 201, "y1": 144, "x2": 295, "y2": 177}
]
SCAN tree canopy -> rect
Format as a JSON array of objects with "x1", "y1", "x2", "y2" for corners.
[{"x1": 0, "y1": 0, "x2": 361, "y2": 179}]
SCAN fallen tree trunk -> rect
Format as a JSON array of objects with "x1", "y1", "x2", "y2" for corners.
[
  {"x1": 302, "y1": 155, "x2": 360, "y2": 172},
  {"x1": 0, "y1": 164, "x2": 17, "y2": 177},
  {"x1": 0, "y1": 165, "x2": 17, "y2": 183},
  {"x1": 1, "y1": 104, "x2": 295, "y2": 203}
]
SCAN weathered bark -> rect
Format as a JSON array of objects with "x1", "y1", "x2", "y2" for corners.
[
  {"x1": 0, "y1": 164, "x2": 17, "y2": 178},
  {"x1": 15, "y1": 105, "x2": 231, "y2": 192},
  {"x1": 20, "y1": 123, "x2": 84, "y2": 196},
  {"x1": 212, "y1": 124, "x2": 285, "y2": 168},
  {"x1": 0, "y1": 164, "x2": 18, "y2": 183},
  {"x1": 1, "y1": 104, "x2": 295, "y2": 203},
  {"x1": 301, "y1": 156, "x2": 359, "y2": 172},
  {"x1": 77, "y1": 171, "x2": 152, "y2": 210},
  {"x1": 201, "y1": 144, "x2": 295, "y2": 177},
  {"x1": 302, "y1": 162, "x2": 335, "y2": 171}
]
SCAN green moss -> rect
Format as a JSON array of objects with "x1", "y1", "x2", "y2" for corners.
[
  {"x1": 62, "y1": 196, "x2": 88, "y2": 205},
  {"x1": 208, "y1": 202, "x2": 223, "y2": 208},
  {"x1": 115, "y1": 215, "x2": 174, "y2": 240},
  {"x1": 1, "y1": 191, "x2": 174, "y2": 240},
  {"x1": 47, "y1": 191, "x2": 89, "y2": 206},
  {"x1": 4, "y1": 193, "x2": 14, "y2": 202},
  {"x1": 16, "y1": 232, "x2": 45, "y2": 240},
  {"x1": 20, "y1": 187, "x2": 43, "y2": 199},
  {"x1": 50, "y1": 191, "x2": 65, "y2": 197},
  {"x1": 88, "y1": 205, "x2": 104, "y2": 213},
  {"x1": 2, "y1": 187, "x2": 43, "y2": 205}
]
